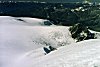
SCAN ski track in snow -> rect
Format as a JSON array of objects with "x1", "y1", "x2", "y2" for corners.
[{"x1": 0, "y1": 16, "x2": 100, "y2": 67}]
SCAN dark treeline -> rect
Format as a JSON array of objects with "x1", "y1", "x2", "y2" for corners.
[
  {"x1": 0, "y1": 2, "x2": 83, "y2": 17},
  {"x1": 0, "y1": 2, "x2": 100, "y2": 31}
]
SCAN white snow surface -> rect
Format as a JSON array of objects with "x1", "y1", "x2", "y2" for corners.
[{"x1": 0, "y1": 16, "x2": 100, "y2": 67}]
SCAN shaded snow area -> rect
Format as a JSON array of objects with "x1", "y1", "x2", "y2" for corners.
[
  {"x1": 89, "y1": 30, "x2": 100, "y2": 39},
  {"x1": 0, "y1": 16, "x2": 100, "y2": 67}
]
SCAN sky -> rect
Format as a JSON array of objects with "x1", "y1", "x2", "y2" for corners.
[{"x1": 0, "y1": 0, "x2": 100, "y2": 3}]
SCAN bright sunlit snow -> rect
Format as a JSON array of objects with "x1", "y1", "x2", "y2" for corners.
[{"x1": 0, "y1": 16, "x2": 100, "y2": 67}]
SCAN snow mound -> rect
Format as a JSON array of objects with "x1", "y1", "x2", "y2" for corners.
[
  {"x1": 34, "y1": 39, "x2": 100, "y2": 67},
  {"x1": 1, "y1": 16, "x2": 100, "y2": 67},
  {"x1": 0, "y1": 16, "x2": 48, "y2": 26},
  {"x1": 0, "y1": 16, "x2": 75, "y2": 67}
]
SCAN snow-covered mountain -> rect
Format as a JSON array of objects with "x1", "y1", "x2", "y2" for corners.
[{"x1": 0, "y1": 16, "x2": 100, "y2": 67}]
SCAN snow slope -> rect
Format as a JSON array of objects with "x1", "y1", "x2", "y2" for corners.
[
  {"x1": 0, "y1": 16, "x2": 75, "y2": 67},
  {"x1": 1, "y1": 16, "x2": 100, "y2": 67},
  {"x1": 34, "y1": 39, "x2": 100, "y2": 67}
]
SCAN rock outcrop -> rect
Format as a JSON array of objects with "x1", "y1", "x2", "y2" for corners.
[{"x1": 69, "y1": 23, "x2": 96, "y2": 42}]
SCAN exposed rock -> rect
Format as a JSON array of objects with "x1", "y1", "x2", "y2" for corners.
[{"x1": 69, "y1": 23, "x2": 96, "y2": 42}]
